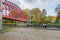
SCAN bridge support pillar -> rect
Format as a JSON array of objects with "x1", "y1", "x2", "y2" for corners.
[{"x1": 0, "y1": 0, "x2": 2, "y2": 30}]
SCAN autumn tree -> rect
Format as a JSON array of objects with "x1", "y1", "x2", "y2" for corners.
[
  {"x1": 55, "y1": 4, "x2": 60, "y2": 23},
  {"x1": 23, "y1": 9, "x2": 29, "y2": 16},
  {"x1": 41, "y1": 9, "x2": 47, "y2": 23},
  {"x1": 23, "y1": 9, "x2": 30, "y2": 20},
  {"x1": 44, "y1": 16, "x2": 51, "y2": 24},
  {"x1": 31, "y1": 8, "x2": 42, "y2": 24}
]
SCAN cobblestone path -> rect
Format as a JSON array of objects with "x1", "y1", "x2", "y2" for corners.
[{"x1": 0, "y1": 27, "x2": 60, "y2": 40}]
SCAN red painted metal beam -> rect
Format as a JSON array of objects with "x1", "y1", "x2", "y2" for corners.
[{"x1": 2, "y1": 0, "x2": 28, "y2": 22}]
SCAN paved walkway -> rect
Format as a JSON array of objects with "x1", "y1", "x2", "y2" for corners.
[{"x1": 0, "y1": 27, "x2": 60, "y2": 40}]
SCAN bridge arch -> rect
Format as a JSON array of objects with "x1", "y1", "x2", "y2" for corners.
[
  {"x1": 2, "y1": 0, "x2": 28, "y2": 26},
  {"x1": 2, "y1": 0, "x2": 27, "y2": 21}
]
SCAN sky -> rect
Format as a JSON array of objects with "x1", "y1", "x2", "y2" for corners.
[{"x1": 8, "y1": 0, "x2": 60, "y2": 16}]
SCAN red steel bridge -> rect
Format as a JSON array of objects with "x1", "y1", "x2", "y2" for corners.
[{"x1": 2, "y1": 0, "x2": 28, "y2": 22}]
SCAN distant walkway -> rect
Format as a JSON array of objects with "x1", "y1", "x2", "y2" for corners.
[{"x1": 0, "y1": 27, "x2": 60, "y2": 40}]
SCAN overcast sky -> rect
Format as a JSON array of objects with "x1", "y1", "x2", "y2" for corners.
[{"x1": 8, "y1": 0, "x2": 60, "y2": 16}]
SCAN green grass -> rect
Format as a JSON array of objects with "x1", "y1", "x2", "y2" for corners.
[
  {"x1": 0, "y1": 26, "x2": 10, "y2": 33},
  {"x1": 0, "y1": 25, "x2": 19, "y2": 33}
]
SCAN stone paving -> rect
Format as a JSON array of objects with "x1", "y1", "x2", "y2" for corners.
[{"x1": 0, "y1": 27, "x2": 60, "y2": 40}]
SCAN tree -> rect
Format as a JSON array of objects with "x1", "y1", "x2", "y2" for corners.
[
  {"x1": 10, "y1": 10, "x2": 20, "y2": 18},
  {"x1": 31, "y1": 8, "x2": 42, "y2": 24},
  {"x1": 42, "y1": 9, "x2": 47, "y2": 16},
  {"x1": 41, "y1": 9, "x2": 47, "y2": 23},
  {"x1": 55, "y1": 4, "x2": 60, "y2": 12},
  {"x1": 23, "y1": 9, "x2": 30, "y2": 20},
  {"x1": 55, "y1": 4, "x2": 60, "y2": 23},
  {"x1": 50, "y1": 16, "x2": 57, "y2": 23},
  {"x1": 44, "y1": 16, "x2": 51, "y2": 24},
  {"x1": 23, "y1": 9, "x2": 29, "y2": 17}
]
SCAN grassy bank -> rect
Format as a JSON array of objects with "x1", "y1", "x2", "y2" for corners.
[{"x1": 0, "y1": 26, "x2": 10, "y2": 33}]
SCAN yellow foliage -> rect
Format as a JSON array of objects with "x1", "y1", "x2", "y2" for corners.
[
  {"x1": 23, "y1": 9, "x2": 29, "y2": 16},
  {"x1": 10, "y1": 10, "x2": 18, "y2": 17},
  {"x1": 51, "y1": 16, "x2": 57, "y2": 20},
  {"x1": 31, "y1": 8, "x2": 42, "y2": 23}
]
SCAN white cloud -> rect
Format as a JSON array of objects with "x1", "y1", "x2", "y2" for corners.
[
  {"x1": 8, "y1": 0, "x2": 60, "y2": 16},
  {"x1": 47, "y1": 9, "x2": 56, "y2": 16},
  {"x1": 8, "y1": 0, "x2": 20, "y2": 6},
  {"x1": 8, "y1": 0, "x2": 60, "y2": 9}
]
